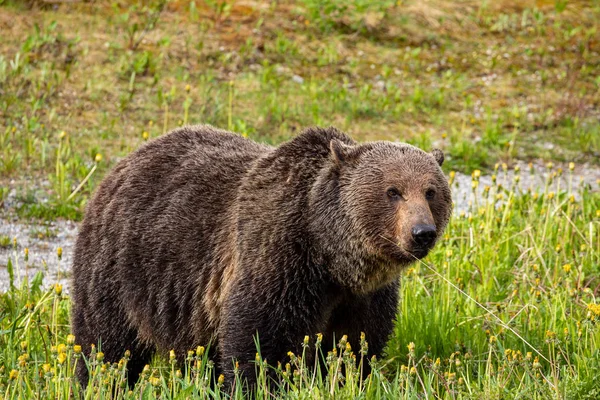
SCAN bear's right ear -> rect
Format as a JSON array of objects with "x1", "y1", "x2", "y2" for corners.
[
  {"x1": 431, "y1": 148, "x2": 444, "y2": 166},
  {"x1": 330, "y1": 140, "x2": 358, "y2": 166}
]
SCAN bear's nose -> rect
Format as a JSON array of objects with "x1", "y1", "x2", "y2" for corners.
[{"x1": 411, "y1": 224, "x2": 437, "y2": 247}]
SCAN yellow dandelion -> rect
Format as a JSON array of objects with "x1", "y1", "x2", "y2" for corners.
[
  {"x1": 316, "y1": 333, "x2": 323, "y2": 344},
  {"x1": 149, "y1": 376, "x2": 161, "y2": 387},
  {"x1": 588, "y1": 303, "x2": 600, "y2": 316},
  {"x1": 17, "y1": 354, "x2": 28, "y2": 367}
]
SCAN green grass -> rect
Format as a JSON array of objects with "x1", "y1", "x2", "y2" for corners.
[
  {"x1": 1, "y1": 169, "x2": 599, "y2": 399},
  {"x1": 1, "y1": 0, "x2": 599, "y2": 219},
  {"x1": 1, "y1": 0, "x2": 599, "y2": 398}
]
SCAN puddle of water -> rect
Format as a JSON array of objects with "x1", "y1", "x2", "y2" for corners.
[{"x1": 0, "y1": 161, "x2": 598, "y2": 292}]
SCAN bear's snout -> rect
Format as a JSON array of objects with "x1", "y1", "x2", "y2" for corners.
[{"x1": 411, "y1": 224, "x2": 437, "y2": 249}]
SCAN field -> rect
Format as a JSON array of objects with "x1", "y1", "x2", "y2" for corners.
[{"x1": 1, "y1": 0, "x2": 599, "y2": 398}]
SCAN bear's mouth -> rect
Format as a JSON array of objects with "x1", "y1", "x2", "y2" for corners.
[
  {"x1": 409, "y1": 247, "x2": 431, "y2": 260},
  {"x1": 379, "y1": 236, "x2": 431, "y2": 263}
]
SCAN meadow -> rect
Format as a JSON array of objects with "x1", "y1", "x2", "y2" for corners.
[{"x1": 0, "y1": 0, "x2": 599, "y2": 398}]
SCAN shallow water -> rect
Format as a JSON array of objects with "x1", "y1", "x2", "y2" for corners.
[{"x1": 0, "y1": 161, "x2": 598, "y2": 292}]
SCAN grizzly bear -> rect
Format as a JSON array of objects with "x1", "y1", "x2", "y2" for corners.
[{"x1": 71, "y1": 125, "x2": 452, "y2": 387}]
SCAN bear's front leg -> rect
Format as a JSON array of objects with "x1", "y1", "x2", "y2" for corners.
[
  {"x1": 325, "y1": 280, "x2": 400, "y2": 375},
  {"x1": 217, "y1": 276, "x2": 336, "y2": 387}
]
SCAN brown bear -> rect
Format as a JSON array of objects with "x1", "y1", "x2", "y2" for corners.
[{"x1": 71, "y1": 125, "x2": 452, "y2": 387}]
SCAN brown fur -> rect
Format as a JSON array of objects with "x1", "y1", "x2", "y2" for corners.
[{"x1": 71, "y1": 125, "x2": 452, "y2": 387}]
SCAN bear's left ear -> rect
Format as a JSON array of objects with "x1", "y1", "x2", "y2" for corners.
[
  {"x1": 330, "y1": 140, "x2": 360, "y2": 166},
  {"x1": 431, "y1": 149, "x2": 444, "y2": 166}
]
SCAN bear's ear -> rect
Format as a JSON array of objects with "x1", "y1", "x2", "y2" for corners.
[
  {"x1": 431, "y1": 149, "x2": 444, "y2": 166},
  {"x1": 330, "y1": 139, "x2": 358, "y2": 166}
]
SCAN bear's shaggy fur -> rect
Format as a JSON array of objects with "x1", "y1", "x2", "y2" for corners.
[{"x1": 71, "y1": 125, "x2": 452, "y2": 386}]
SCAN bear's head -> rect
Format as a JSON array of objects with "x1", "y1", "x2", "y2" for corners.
[{"x1": 314, "y1": 139, "x2": 452, "y2": 291}]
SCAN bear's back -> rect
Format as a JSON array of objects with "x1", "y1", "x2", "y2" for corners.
[{"x1": 71, "y1": 125, "x2": 271, "y2": 354}]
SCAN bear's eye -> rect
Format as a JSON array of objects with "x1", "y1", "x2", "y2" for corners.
[
  {"x1": 386, "y1": 187, "x2": 403, "y2": 200},
  {"x1": 425, "y1": 189, "x2": 436, "y2": 200}
]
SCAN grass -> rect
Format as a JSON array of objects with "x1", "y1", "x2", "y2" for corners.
[
  {"x1": 0, "y1": 0, "x2": 599, "y2": 219},
  {"x1": 0, "y1": 0, "x2": 599, "y2": 398},
  {"x1": 1, "y1": 168, "x2": 599, "y2": 399}
]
